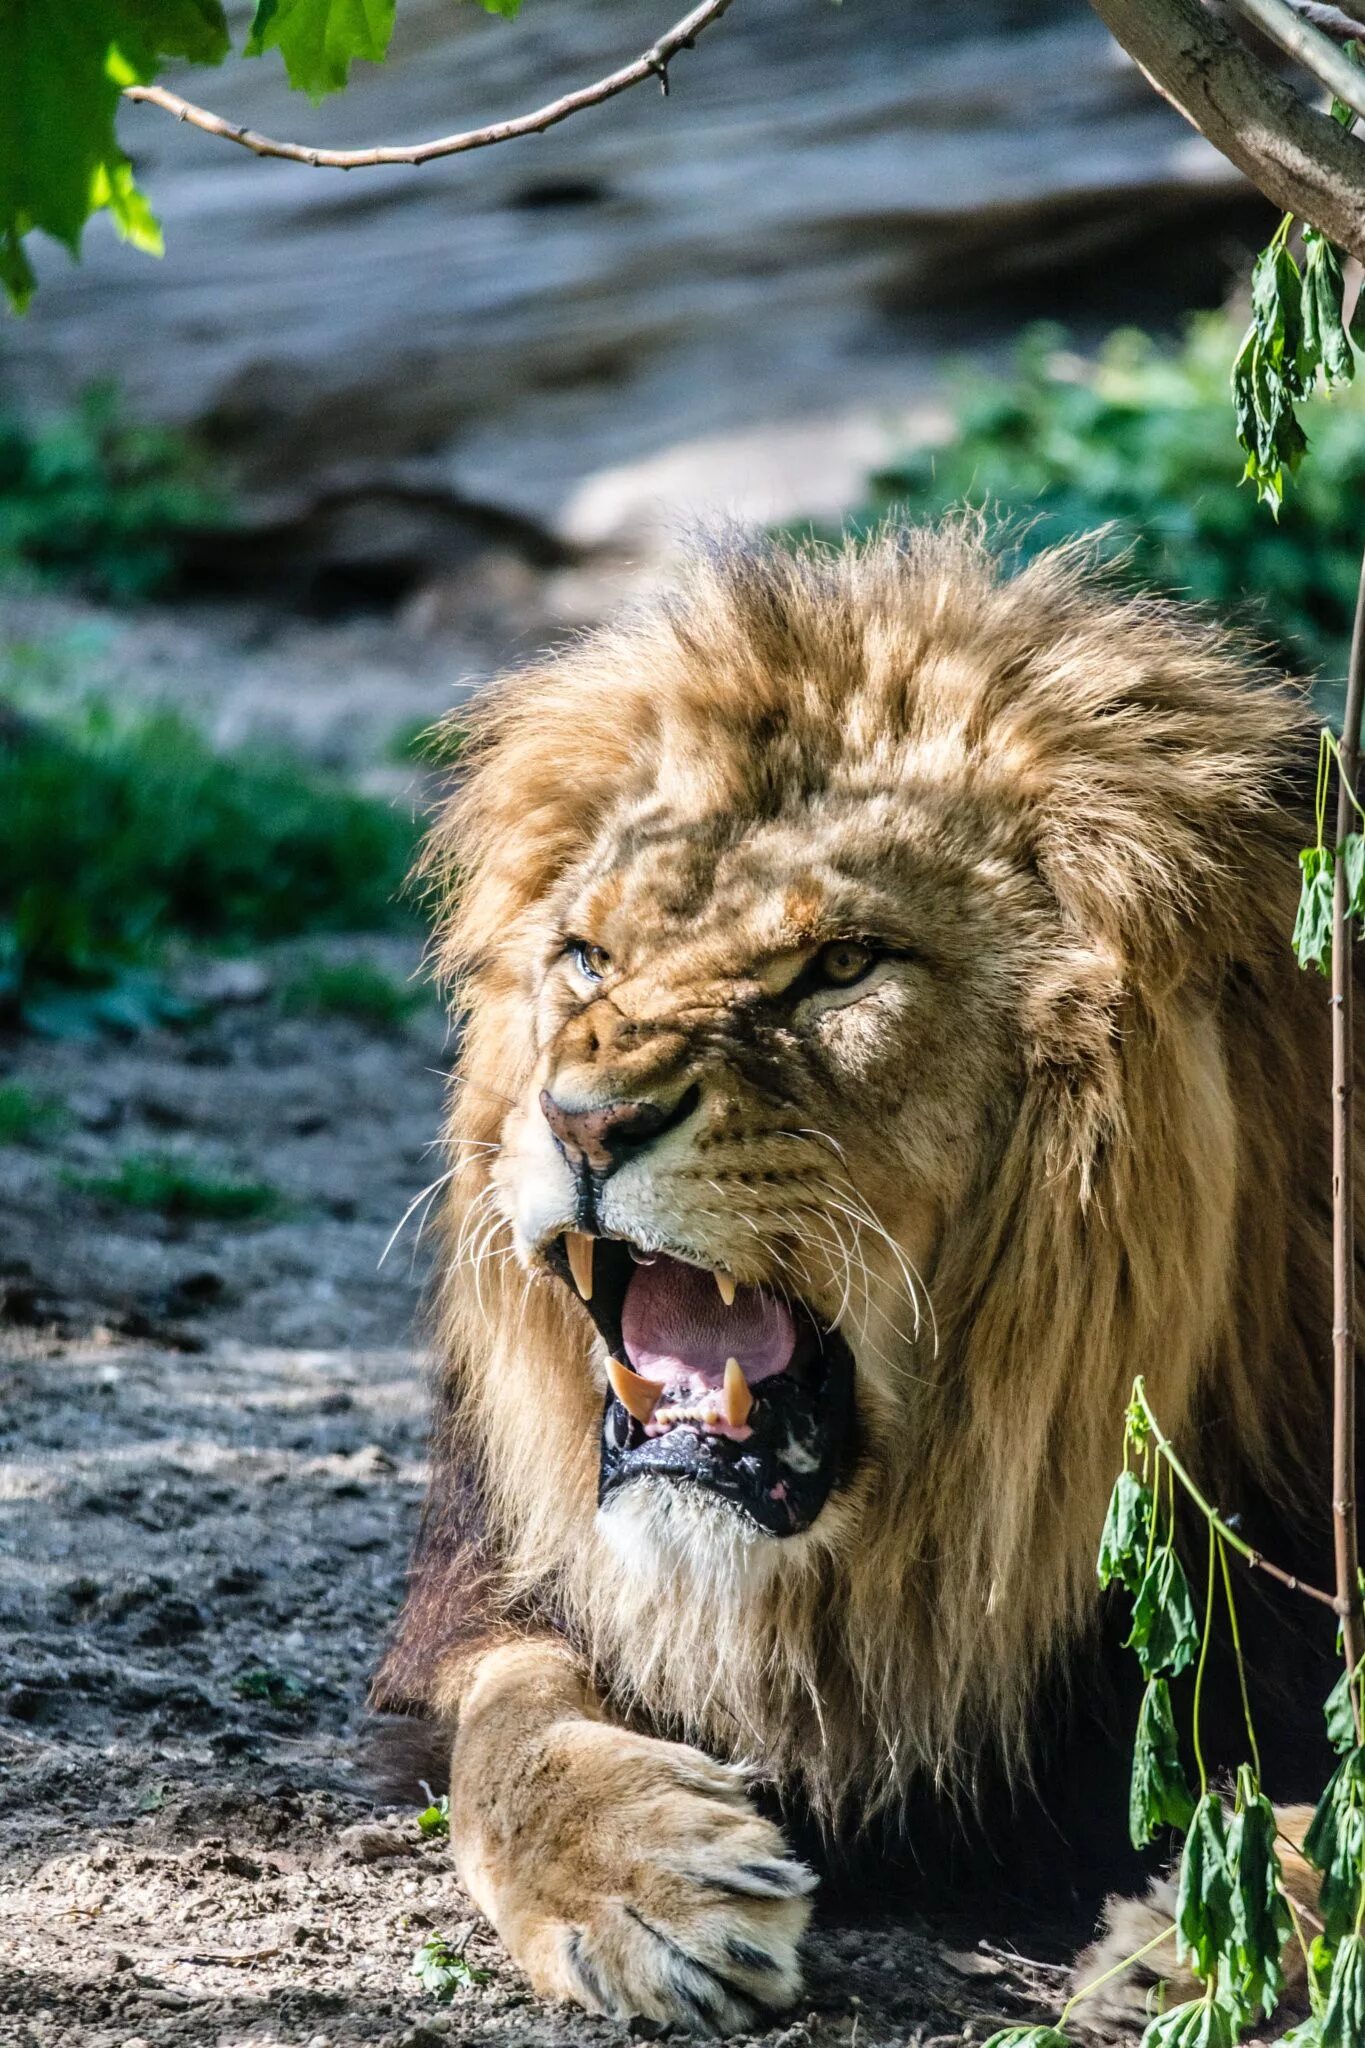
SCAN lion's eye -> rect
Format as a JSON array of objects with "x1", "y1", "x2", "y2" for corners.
[
  {"x1": 569, "y1": 940, "x2": 611, "y2": 984},
  {"x1": 817, "y1": 940, "x2": 875, "y2": 987}
]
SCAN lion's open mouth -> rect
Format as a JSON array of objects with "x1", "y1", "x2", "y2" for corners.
[{"x1": 546, "y1": 1234, "x2": 856, "y2": 1536}]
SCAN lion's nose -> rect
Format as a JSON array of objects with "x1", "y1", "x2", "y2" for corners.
[{"x1": 539, "y1": 1086, "x2": 699, "y2": 1175}]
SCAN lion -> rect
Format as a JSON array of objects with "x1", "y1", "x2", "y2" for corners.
[{"x1": 372, "y1": 524, "x2": 1345, "y2": 2032}]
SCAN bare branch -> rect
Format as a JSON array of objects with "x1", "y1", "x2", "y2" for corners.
[
  {"x1": 1088, "y1": 0, "x2": 1365, "y2": 259},
  {"x1": 1225, "y1": 0, "x2": 1365, "y2": 120},
  {"x1": 121, "y1": 0, "x2": 733, "y2": 170}
]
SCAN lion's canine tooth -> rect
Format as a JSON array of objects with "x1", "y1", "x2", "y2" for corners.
[
  {"x1": 566, "y1": 1231, "x2": 595, "y2": 1300},
  {"x1": 715, "y1": 1271, "x2": 736, "y2": 1307},
  {"x1": 723, "y1": 1356, "x2": 752, "y2": 1429},
  {"x1": 607, "y1": 1355, "x2": 660, "y2": 1424}
]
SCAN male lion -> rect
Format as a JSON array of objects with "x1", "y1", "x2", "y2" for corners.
[{"x1": 374, "y1": 526, "x2": 1343, "y2": 2031}]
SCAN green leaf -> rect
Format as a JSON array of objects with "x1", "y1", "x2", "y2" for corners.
[
  {"x1": 1326, "y1": 1661, "x2": 1364, "y2": 1755},
  {"x1": 411, "y1": 1934, "x2": 489, "y2": 2002},
  {"x1": 1227, "y1": 1767, "x2": 1293, "y2": 2019},
  {"x1": 1304, "y1": 1746, "x2": 1365, "y2": 1942},
  {"x1": 1127, "y1": 1547, "x2": 1201, "y2": 1680},
  {"x1": 1130, "y1": 1678, "x2": 1196, "y2": 1851},
  {"x1": 469, "y1": 0, "x2": 523, "y2": 14},
  {"x1": 246, "y1": 0, "x2": 396, "y2": 98},
  {"x1": 1141, "y1": 1996, "x2": 1236, "y2": 2048},
  {"x1": 981, "y1": 2033, "x2": 1075, "y2": 2048},
  {"x1": 1099, "y1": 1470, "x2": 1155, "y2": 1594},
  {"x1": 1176, "y1": 1793, "x2": 1236, "y2": 1982},
  {"x1": 1303, "y1": 232, "x2": 1355, "y2": 391},
  {"x1": 1323, "y1": 1932, "x2": 1365, "y2": 2048},
  {"x1": 0, "y1": 0, "x2": 228, "y2": 312},
  {"x1": 1341, "y1": 837, "x2": 1365, "y2": 925},
  {"x1": 1294, "y1": 846, "x2": 1336, "y2": 975},
  {"x1": 417, "y1": 1795, "x2": 449, "y2": 1839}
]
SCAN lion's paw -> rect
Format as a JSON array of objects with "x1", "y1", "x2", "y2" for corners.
[{"x1": 451, "y1": 1718, "x2": 815, "y2": 2031}]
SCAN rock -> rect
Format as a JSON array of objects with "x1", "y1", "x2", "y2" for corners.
[
  {"x1": 331, "y1": 1819, "x2": 416, "y2": 1863},
  {"x1": 11, "y1": 1, "x2": 1263, "y2": 558},
  {"x1": 178, "y1": 957, "x2": 272, "y2": 1007}
]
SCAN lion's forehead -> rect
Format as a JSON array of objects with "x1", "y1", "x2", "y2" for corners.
[{"x1": 561, "y1": 779, "x2": 1013, "y2": 973}]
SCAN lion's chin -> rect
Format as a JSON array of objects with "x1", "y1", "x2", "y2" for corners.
[
  {"x1": 596, "y1": 1478, "x2": 797, "y2": 1594},
  {"x1": 545, "y1": 1235, "x2": 857, "y2": 1537}
]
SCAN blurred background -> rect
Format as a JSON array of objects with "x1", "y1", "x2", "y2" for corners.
[
  {"x1": 8, "y1": 0, "x2": 1365, "y2": 1345},
  {"x1": 5, "y1": 9, "x2": 1365, "y2": 2035}
]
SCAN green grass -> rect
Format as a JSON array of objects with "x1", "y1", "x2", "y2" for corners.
[
  {"x1": 278, "y1": 956, "x2": 426, "y2": 1031},
  {"x1": 0, "y1": 693, "x2": 422, "y2": 1035},
  {"x1": 0, "y1": 1082, "x2": 62, "y2": 1145},
  {"x1": 0, "y1": 386, "x2": 225, "y2": 602},
  {"x1": 834, "y1": 314, "x2": 1365, "y2": 692},
  {"x1": 67, "y1": 1152, "x2": 282, "y2": 1222},
  {"x1": 231, "y1": 1666, "x2": 311, "y2": 1710}
]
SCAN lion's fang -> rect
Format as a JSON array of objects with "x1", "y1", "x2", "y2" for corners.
[
  {"x1": 607, "y1": 1355, "x2": 661, "y2": 1424},
  {"x1": 715, "y1": 1271, "x2": 736, "y2": 1306},
  {"x1": 566, "y1": 1231, "x2": 595, "y2": 1300},
  {"x1": 724, "y1": 1357, "x2": 753, "y2": 1429}
]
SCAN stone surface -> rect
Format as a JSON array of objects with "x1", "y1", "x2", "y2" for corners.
[{"x1": 2, "y1": 0, "x2": 1266, "y2": 550}]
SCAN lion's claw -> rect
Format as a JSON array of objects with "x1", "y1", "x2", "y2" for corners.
[{"x1": 451, "y1": 1714, "x2": 814, "y2": 2032}]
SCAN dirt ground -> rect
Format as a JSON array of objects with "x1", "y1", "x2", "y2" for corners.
[{"x1": 0, "y1": 933, "x2": 1094, "y2": 2048}]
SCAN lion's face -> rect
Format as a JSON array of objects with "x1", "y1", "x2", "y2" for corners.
[{"x1": 491, "y1": 767, "x2": 1038, "y2": 1539}]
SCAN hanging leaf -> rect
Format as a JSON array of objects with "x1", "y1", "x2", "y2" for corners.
[
  {"x1": 1099, "y1": 1470, "x2": 1155, "y2": 1594},
  {"x1": 0, "y1": 0, "x2": 229, "y2": 314},
  {"x1": 1304, "y1": 1746, "x2": 1365, "y2": 1942},
  {"x1": 1303, "y1": 231, "x2": 1356, "y2": 390},
  {"x1": 1326, "y1": 1661, "x2": 1364, "y2": 1756},
  {"x1": 1227, "y1": 1767, "x2": 1293, "y2": 2019},
  {"x1": 1127, "y1": 1547, "x2": 1201, "y2": 1680},
  {"x1": 1130, "y1": 1678, "x2": 1196, "y2": 1850},
  {"x1": 1323, "y1": 1932, "x2": 1365, "y2": 2048},
  {"x1": 246, "y1": 0, "x2": 396, "y2": 99},
  {"x1": 1176, "y1": 1793, "x2": 1237, "y2": 1982},
  {"x1": 1141, "y1": 1996, "x2": 1236, "y2": 2048},
  {"x1": 1294, "y1": 846, "x2": 1336, "y2": 975},
  {"x1": 1341, "y1": 836, "x2": 1365, "y2": 924}
]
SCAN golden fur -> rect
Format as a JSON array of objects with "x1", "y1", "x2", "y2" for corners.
[{"x1": 397, "y1": 524, "x2": 1334, "y2": 2022}]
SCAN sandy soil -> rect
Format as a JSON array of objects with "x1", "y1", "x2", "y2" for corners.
[{"x1": 0, "y1": 941, "x2": 1091, "y2": 2048}]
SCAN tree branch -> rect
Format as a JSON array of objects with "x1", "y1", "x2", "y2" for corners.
[
  {"x1": 1087, "y1": 0, "x2": 1365, "y2": 259},
  {"x1": 121, "y1": 0, "x2": 734, "y2": 170},
  {"x1": 1225, "y1": 0, "x2": 1365, "y2": 122},
  {"x1": 1281, "y1": 0, "x2": 1365, "y2": 46}
]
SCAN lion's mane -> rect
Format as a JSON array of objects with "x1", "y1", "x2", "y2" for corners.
[{"x1": 398, "y1": 525, "x2": 1332, "y2": 1825}]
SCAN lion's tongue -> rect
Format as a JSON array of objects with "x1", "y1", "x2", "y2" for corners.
[{"x1": 621, "y1": 1255, "x2": 795, "y2": 1394}]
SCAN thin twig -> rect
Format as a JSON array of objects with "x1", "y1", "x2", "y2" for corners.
[
  {"x1": 1132, "y1": 1379, "x2": 1341, "y2": 1612},
  {"x1": 1331, "y1": 543, "x2": 1365, "y2": 1740},
  {"x1": 1222, "y1": 0, "x2": 1365, "y2": 120},
  {"x1": 122, "y1": 0, "x2": 734, "y2": 169}
]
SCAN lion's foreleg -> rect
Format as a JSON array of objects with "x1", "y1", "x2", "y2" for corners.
[{"x1": 443, "y1": 1635, "x2": 816, "y2": 2029}]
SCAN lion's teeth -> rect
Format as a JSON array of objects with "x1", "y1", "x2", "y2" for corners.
[
  {"x1": 723, "y1": 1356, "x2": 752, "y2": 1429},
  {"x1": 607, "y1": 1355, "x2": 661, "y2": 1424},
  {"x1": 566, "y1": 1231, "x2": 595, "y2": 1301},
  {"x1": 715, "y1": 1271, "x2": 736, "y2": 1307}
]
